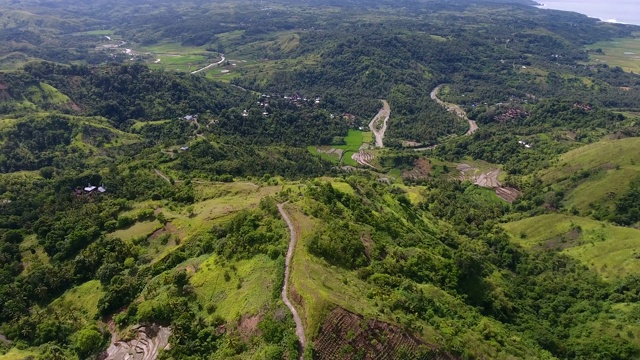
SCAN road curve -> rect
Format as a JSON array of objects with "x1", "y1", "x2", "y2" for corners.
[
  {"x1": 368, "y1": 100, "x2": 391, "y2": 148},
  {"x1": 430, "y1": 84, "x2": 478, "y2": 136},
  {"x1": 277, "y1": 203, "x2": 306, "y2": 359},
  {"x1": 154, "y1": 169, "x2": 171, "y2": 184},
  {"x1": 190, "y1": 54, "x2": 226, "y2": 74}
]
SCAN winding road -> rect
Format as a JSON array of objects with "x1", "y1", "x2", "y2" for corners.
[
  {"x1": 190, "y1": 54, "x2": 226, "y2": 74},
  {"x1": 154, "y1": 169, "x2": 171, "y2": 183},
  {"x1": 368, "y1": 100, "x2": 391, "y2": 148},
  {"x1": 431, "y1": 84, "x2": 478, "y2": 136},
  {"x1": 277, "y1": 203, "x2": 306, "y2": 359}
]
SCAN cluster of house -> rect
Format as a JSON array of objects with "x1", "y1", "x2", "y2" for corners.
[
  {"x1": 495, "y1": 108, "x2": 528, "y2": 122},
  {"x1": 518, "y1": 140, "x2": 532, "y2": 149},
  {"x1": 283, "y1": 94, "x2": 321, "y2": 106},
  {"x1": 74, "y1": 183, "x2": 107, "y2": 196},
  {"x1": 241, "y1": 94, "x2": 323, "y2": 118},
  {"x1": 183, "y1": 115, "x2": 198, "y2": 121}
]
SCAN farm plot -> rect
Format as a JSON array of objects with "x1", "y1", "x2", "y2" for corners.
[
  {"x1": 586, "y1": 37, "x2": 640, "y2": 73},
  {"x1": 314, "y1": 308, "x2": 450, "y2": 360},
  {"x1": 140, "y1": 42, "x2": 221, "y2": 73}
]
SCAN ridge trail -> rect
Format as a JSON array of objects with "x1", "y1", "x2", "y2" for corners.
[
  {"x1": 277, "y1": 202, "x2": 306, "y2": 359},
  {"x1": 190, "y1": 54, "x2": 226, "y2": 74}
]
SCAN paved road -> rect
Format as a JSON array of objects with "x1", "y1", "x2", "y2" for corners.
[
  {"x1": 190, "y1": 54, "x2": 226, "y2": 74},
  {"x1": 368, "y1": 100, "x2": 391, "y2": 148},
  {"x1": 430, "y1": 84, "x2": 478, "y2": 136},
  {"x1": 277, "y1": 203, "x2": 306, "y2": 359}
]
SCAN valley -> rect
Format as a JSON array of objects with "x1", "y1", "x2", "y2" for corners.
[{"x1": 1, "y1": 0, "x2": 640, "y2": 359}]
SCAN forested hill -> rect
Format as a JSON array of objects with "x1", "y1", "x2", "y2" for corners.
[{"x1": 1, "y1": 0, "x2": 640, "y2": 359}]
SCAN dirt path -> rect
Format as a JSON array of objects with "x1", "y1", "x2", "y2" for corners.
[
  {"x1": 277, "y1": 203, "x2": 306, "y2": 359},
  {"x1": 154, "y1": 169, "x2": 171, "y2": 184},
  {"x1": 368, "y1": 100, "x2": 390, "y2": 148},
  {"x1": 193, "y1": 117, "x2": 203, "y2": 138},
  {"x1": 190, "y1": 54, "x2": 226, "y2": 74},
  {"x1": 431, "y1": 84, "x2": 478, "y2": 136}
]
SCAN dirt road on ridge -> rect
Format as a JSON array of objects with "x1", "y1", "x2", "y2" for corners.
[
  {"x1": 277, "y1": 203, "x2": 306, "y2": 359},
  {"x1": 368, "y1": 100, "x2": 391, "y2": 148},
  {"x1": 431, "y1": 84, "x2": 478, "y2": 136},
  {"x1": 190, "y1": 54, "x2": 226, "y2": 74}
]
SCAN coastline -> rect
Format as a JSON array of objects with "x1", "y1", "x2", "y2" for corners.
[{"x1": 533, "y1": 1, "x2": 640, "y2": 26}]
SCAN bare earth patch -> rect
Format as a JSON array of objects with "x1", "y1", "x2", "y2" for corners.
[
  {"x1": 314, "y1": 308, "x2": 457, "y2": 360},
  {"x1": 101, "y1": 324, "x2": 171, "y2": 360},
  {"x1": 403, "y1": 158, "x2": 432, "y2": 180}
]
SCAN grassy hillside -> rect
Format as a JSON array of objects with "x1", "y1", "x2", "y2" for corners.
[
  {"x1": 540, "y1": 137, "x2": 640, "y2": 215},
  {"x1": 503, "y1": 214, "x2": 640, "y2": 280}
]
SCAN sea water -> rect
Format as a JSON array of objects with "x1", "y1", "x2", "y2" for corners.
[{"x1": 536, "y1": 0, "x2": 640, "y2": 26}]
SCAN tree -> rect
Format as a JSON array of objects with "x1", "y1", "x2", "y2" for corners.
[{"x1": 73, "y1": 326, "x2": 104, "y2": 359}]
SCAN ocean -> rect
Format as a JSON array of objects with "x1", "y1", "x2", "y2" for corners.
[{"x1": 535, "y1": 0, "x2": 640, "y2": 26}]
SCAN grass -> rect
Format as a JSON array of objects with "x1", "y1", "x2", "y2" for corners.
[
  {"x1": 503, "y1": 214, "x2": 640, "y2": 281},
  {"x1": 0, "y1": 349, "x2": 39, "y2": 360},
  {"x1": 307, "y1": 146, "x2": 341, "y2": 164},
  {"x1": 72, "y1": 29, "x2": 115, "y2": 36},
  {"x1": 107, "y1": 221, "x2": 163, "y2": 241},
  {"x1": 139, "y1": 42, "x2": 221, "y2": 73},
  {"x1": 328, "y1": 179, "x2": 355, "y2": 195},
  {"x1": 49, "y1": 280, "x2": 104, "y2": 322},
  {"x1": 540, "y1": 137, "x2": 640, "y2": 212},
  {"x1": 308, "y1": 130, "x2": 368, "y2": 166},
  {"x1": 286, "y1": 205, "x2": 381, "y2": 340},
  {"x1": 190, "y1": 254, "x2": 278, "y2": 321},
  {"x1": 19, "y1": 234, "x2": 49, "y2": 276},
  {"x1": 585, "y1": 37, "x2": 640, "y2": 73},
  {"x1": 130, "y1": 119, "x2": 171, "y2": 131}
]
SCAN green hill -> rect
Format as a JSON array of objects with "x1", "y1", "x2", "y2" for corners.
[
  {"x1": 3, "y1": 0, "x2": 640, "y2": 359},
  {"x1": 540, "y1": 137, "x2": 640, "y2": 218},
  {"x1": 503, "y1": 213, "x2": 640, "y2": 281}
]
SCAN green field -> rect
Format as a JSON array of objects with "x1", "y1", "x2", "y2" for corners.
[
  {"x1": 140, "y1": 42, "x2": 221, "y2": 73},
  {"x1": 50, "y1": 280, "x2": 104, "y2": 323},
  {"x1": 503, "y1": 214, "x2": 640, "y2": 280},
  {"x1": 130, "y1": 119, "x2": 171, "y2": 131},
  {"x1": 72, "y1": 29, "x2": 115, "y2": 36},
  {"x1": 190, "y1": 253, "x2": 278, "y2": 321},
  {"x1": 586, "y1": 37, "x2": 640, "y2": 73},
  {"x1": 107, "y1": 220, "x2": 163, "y2": 241},
  {"x1": 336, "y1": 130, "x2": 367, "y2": 166},
  {"x1": 541, "y1": 137, "x2": 640, "y2": 212},
  {"x1": 307, "y1": 130, "x2": 369, "y2": 166}
]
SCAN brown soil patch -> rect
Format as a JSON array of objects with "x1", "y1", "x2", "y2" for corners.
[
  {"x1": 495, "y1": 187, "x2": 520, "y2": 203},
  {"x1": 360, "y1": 232, "x2": 373, "y2": 259},
  {"x1": 474, "y1": 169, "x2": 500, "y2": 188},
  {"x1": 403, "y1": 158, "x2": 432, "y2": 180},
  {"x1": 314, "y1": 308, "x2": 457, "y2": 360},
  {"x1": 68, "y1": 102, "x2": 82, "y2": 112},
  {"x1": 238, "y1": 314, "x2": 261, "y2": 340},
  {"x1": 290, "y1": 285, "x2": 304, "y2": 309},
  {"x1": 620, "y1": 86, "x2": 632, "y2": 91},
  {"x1": 537, "y1": 228, "x2": 582, "y2": 251},
  {"x1": 402, "y1": 140, "x2": 422, "y2": 148}
]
